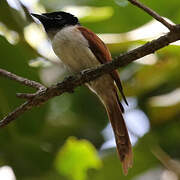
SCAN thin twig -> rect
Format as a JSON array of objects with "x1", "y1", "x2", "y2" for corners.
[
  {"x1": 17, "y1": 0, "x2": 34, "y2": 22},
  {"x1": 128, "y1": 0, "x2": 175, "y2": 31},
  {"x1": 16, "y1": 92, "x2": 39, "y2": 99},
  {"x1": 0, "y1": 101, "x2": 33, "y2": 127},
  {"x1": 152, "y1": 145, "x2": 180, "y2": 177},
  {"x1": 1, "y1": 26, "x2": 180, "y2": 127},
  {"x1": 0, "y1": 68, "x2": 46, "y2": 90}
]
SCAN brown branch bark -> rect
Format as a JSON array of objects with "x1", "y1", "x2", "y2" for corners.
[
  {"x1": 152, "y1": 146, "x2": 180, "y2": 177},
  {"x1": 128, "y1": 0, "x2": 175, "y2": 31},
  {"x1": 16, "y1": 92, "x2": 39, "y2": 99},
  {"x1": 0, "y1": 68, "x2": 45, "y2": 90},
  {"x1": 1, "y1": 26, "x2": 180, "y2": 127}
]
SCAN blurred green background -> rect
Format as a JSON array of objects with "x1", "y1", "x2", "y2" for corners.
[{"x1": 0, "y1": 0, "x2": 180, "y2": 179}]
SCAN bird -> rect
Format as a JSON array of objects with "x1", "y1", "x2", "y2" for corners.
[{"x1": 31, "y1": 11, "x2": 133, "y2": 174}]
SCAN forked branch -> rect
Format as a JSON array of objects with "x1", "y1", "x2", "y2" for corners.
[{"x1": 128, "y1": 0, "x2": 175, "y2": 31}]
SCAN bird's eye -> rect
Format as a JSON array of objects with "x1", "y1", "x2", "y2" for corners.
[{"x1": 55, "y1": 15, "x2": 62, "y2": 20}]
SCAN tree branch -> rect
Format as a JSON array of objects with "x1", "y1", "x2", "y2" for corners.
[
  {"x1": 1, "y1": 26, "x2": 180, "y2": 127},
  {"x1": 0, "y1": 68, "x2": 45, "y2": 90},
  {"x1": 128, "y1": 0, "x2": 175, "y2": 31},
  {"x1": 16, "y1": 92, "x2": 39, "y2": 99},
  {"x1": 152, "y1": 146, "x2": 180, "y2": 177}
]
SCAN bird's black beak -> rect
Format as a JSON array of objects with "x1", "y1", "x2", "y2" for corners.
[{"x1": 31, "y1": 13, "x2": 48, "y2": 22}]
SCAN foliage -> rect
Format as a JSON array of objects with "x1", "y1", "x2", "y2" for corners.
[{"x1": 55, "y1": 137, "x2": 101, "y2": 180}]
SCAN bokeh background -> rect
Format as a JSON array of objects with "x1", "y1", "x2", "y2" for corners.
[{"x1": 0, "y1": 0, "x2": 180, "y2": 180}]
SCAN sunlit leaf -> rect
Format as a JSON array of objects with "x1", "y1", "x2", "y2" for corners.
[
  {"x1": 79, "y1": 7, "x2": 114, "y2": 23},
  {"x1": 55, "y1": 137, "x2": 102, "y2": 180}
]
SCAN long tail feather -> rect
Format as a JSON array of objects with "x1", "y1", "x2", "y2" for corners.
[{"x1": 105, "y1": 92, "x2": 133, "y2": 174}]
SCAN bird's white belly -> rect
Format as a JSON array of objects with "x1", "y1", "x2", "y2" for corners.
[
  {"x1": 52, "y1": 25, "x2": 100, "y2": 73},
  {"x1": 52, "y1": 25, "x2": 114, "y2": 99}
]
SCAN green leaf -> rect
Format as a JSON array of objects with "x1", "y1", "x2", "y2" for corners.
[
  {"x1": 55, "y1": 137, "x2": 102, "y2": 180},
  {"x1": 80, "y1": 6, "x2": 114, "y2": 23}
]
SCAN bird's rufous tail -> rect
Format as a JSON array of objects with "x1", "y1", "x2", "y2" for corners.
[{"x1": 105, "y1": 91, "x2": 133, "y2": 175}]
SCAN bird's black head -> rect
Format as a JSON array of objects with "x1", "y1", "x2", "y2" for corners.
[{"x1": 31, "y1": 11, "x2": 80, "y2": 32}]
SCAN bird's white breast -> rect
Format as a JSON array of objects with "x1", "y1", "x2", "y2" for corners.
[
  {"x1": 52, "y1": 25, "x2": 100, "y2": 73},
  {"x1": 51, "y1": 25, "x2": 114, "y2": 100}
]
